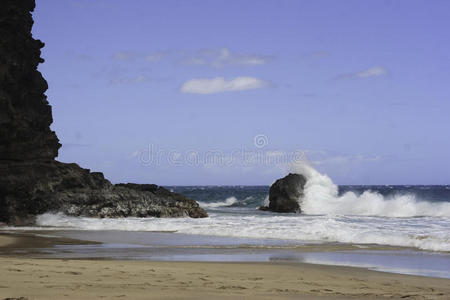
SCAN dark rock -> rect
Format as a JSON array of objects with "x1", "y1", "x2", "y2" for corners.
[
  {"x1": 0, "y1": 0, "x2": 61, "y2": 161},
  {"x1": 0, "y1": 161, "x2": 207, "y2": 223},
  {"x1": 0, "y1": 0, "x2": 207, "y2": 225},
  {"x1": 260, "y1": 173, "x2": 306, "y2": 213},
  {"x1": 115, "y1": 183, "x2": 159, "y2": 193}
]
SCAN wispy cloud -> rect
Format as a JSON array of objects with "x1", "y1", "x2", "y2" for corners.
[
  {"x1": 112, "y1": 48, "x2": 272, "y2": 68},
  {"x1": 180, "y1": 77, "x2": 268, "y2": 94},
  {"x1": 181, "y1": 48, "x2": 272, "y2": 68},
  {"x1": 336, "y1": 66, "x2": 388, "y2": 80},
  {"x1": 355, "y1": 66, "x2": 387, "y2": 78}
]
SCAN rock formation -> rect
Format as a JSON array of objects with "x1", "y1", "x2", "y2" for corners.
[
  {"x1": 0, "y1": 0, "x2": 207, "y2": 225},
  {"x1": 260, "y1": 173, "x2": 306, "y2": 213}
]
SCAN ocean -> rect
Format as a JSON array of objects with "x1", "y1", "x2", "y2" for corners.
[
  {"x1": 4, "y1": 165, "x2": 450, "y2": 278},
  {"x1": 33, "y1": 165, "x2": 450, "y2": 252}
]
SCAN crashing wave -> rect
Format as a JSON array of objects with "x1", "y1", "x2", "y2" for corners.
[
  {"x1": 289, "y1": 162, "x2": 450, "y2": 217},
  {"x1": 198, "y1": 196, "x2": 238, "y2": 208}
]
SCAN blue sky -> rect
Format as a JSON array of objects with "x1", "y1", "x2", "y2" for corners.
[{"x1": 32, "y1": 0, "x2": 450, "y2": 185}]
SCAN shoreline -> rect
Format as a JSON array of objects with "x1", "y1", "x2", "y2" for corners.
[
  {"x1": 1, "y1": 230, "x2": 449, "y2": 278},
  {"x1": 1, "y1": 231, "x2": 450, "y2": 299},
  {"x1": 0, "y1": 228, "x2": 427, "y2": 252}
]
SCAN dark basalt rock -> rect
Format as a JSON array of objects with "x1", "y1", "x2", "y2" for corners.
[
  {"x1": 0, "y1": 0, "x2": 61, "y2": 161},
  {"x1": 0, "y1": 0, "x2": 207, "y2": 225},
  {"x1": 260, "y1": 173, "x2": 306, "y2": 213},
  {"x1": 0, "y1": 161, "x2": 207, "y2": 225}
]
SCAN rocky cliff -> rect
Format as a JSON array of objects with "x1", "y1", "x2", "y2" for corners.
[
  {"x1": 0, "y1": 1, "x2": 60, "y2": 161},
  {"x1": 0, "y1": 0, "x2": 207, "y2": 225}
]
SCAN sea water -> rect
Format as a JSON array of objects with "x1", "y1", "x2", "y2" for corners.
[
  {"x1": 4, "y1": 165, "x2": 450, "y2": 277},
  {"x1": 34, "y1": 164, "x2": 450, "y2": 252}
]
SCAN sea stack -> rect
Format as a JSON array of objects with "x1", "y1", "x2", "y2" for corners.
[
  {"x1": 0, "y1": 0, "x2": 207, "y2": 225},
  {"x1": 260, "y1": 173, "x2": 306, "y2": 213}
]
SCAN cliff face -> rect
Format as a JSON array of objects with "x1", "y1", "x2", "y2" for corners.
[
  {"x1": 0, "y1": 0, "x2": 207, "y2": 225},
  {"x1": 0, "y1": 0, "x2": 60, "y2": 161}
]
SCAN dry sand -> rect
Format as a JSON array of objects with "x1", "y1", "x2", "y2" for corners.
[{"x1": 1, "y1": 233, "x2": 449, "y2": 299}]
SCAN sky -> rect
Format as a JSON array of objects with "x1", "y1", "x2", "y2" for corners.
[{"x1": 32, "y1": 0, "x2": 450, "y2": 185}]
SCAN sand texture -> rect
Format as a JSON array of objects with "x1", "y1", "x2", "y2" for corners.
[{"x1": 0, "y1": 257, "x2": 449, "y2": 300}]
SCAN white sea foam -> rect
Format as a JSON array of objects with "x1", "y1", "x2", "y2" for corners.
[
  {"x1": 34, "y1": 212, "x2": 450, "y2": 251},
  {"x1": 10, "y1": 163, "x2": 449, "y2": 252},
  {"x1": 198, "y1": 196, "x2": 237, "y2": 208},
  {"x1": 290, "y1": 162, "x2": 450, "y2": 217}
]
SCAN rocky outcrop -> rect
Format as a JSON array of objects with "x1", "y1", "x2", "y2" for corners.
[
  {"x1": 260, "y1": 173, "x2": 306, "y2": 213},
  {"x1": 0, "y1": 161, "x2": 207, "y2": 225},
  {"x1": 0, "y1": 0, "x2": 60, "y2": 161},
  {"x1": 0, "y1": 0, "x2": 207, "y2": 225}
]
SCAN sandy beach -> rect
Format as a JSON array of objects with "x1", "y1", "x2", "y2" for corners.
[
  {"x1": 1, "y1": 233, "x2": 449, "y2": 300},
  {"x1": 1, "y1": 257, "x2": 449, "y2": 300},
  {"x1": 1, "y1": 1, "x2": 450, "y2": 300}
]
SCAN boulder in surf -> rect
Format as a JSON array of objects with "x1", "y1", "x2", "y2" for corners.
[{"x1": 260, "y1": 173, "x2": 306, "y2": 213}]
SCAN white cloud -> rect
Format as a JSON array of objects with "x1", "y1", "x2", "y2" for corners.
[
  {"x1": 355, "y1": 66, "x2": 387, "y2": 78},
  {"x1": 180, "y1": 77, "x2": 268, "y2": 94},
  {"x1": 113, "y1": 48, "x2": 271, "y2": 68},
  {"x1": 336, "y1": 66, "x2": 388, "y2": 80},
  {"x1": 182, "y1": 48, "x2": 271, "y2": 68}
]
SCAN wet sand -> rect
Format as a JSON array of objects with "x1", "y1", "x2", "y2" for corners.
[
  {"x1": 0, "y1": 230, "x2": 99, "y2": 253},
  {"x1": 0, "y1": 235, "x2": 15, "y2": 247},
  {"x1": 1, "y1": 232, "x2": 449, "y2": 299}
]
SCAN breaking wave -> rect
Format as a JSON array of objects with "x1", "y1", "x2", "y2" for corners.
[
  {"x1": 33, "y1": 213, "x2": 450, "y2": 252},
  {"x1": 7, "y1": 164, "x2": 449, "y2": 252},
  {"x1": 198, "y1": 196, "x2": 238, "y2": 208},
  {"x1": 290, "y1": 163, "x2": 450, "y2": 217}
]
